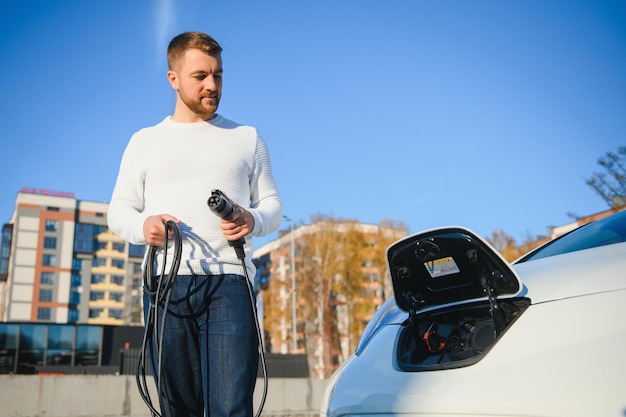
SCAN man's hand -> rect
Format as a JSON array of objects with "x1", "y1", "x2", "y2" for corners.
[
  {"x1": 220, "y1": 203, "x2": 254, "y2": 241},
  {"x1": 143, "y1": 214, "x2": 181, "y2": 246}
]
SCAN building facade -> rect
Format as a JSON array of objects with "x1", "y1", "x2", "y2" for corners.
[
  {"x1": 253, "y1": 220, "x2": 407, "y2": 378},
  {"x1": 0, "y1": 189, "x2": 144, "y2": 326}
]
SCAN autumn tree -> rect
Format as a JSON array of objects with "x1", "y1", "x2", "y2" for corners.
[
  {"x1": 586, "y1": 146, "x2": 626, "y2": 209},
  {"x1": 487, "y1": 229, "x2": 526, "y2": 262},
  {"x1": 298, "y1": 215, "x2": 355, "y2": 379},
  {"x1": 486, "y1": 229, "x2": 546, "y2": 262},
  {"x1": 296, "y1": 215, "x2": 407, "y2": 378},
  {"x1": 375, "y1": 219, "x2": 409, "y2": 300}
]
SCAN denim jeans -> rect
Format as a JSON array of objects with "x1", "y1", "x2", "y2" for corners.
[{"x1": 144, "y1": 274, "x2": 259, "y2": 417}]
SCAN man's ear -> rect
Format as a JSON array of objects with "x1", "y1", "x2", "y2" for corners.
[{"x1": 167, "y1": 70, "x2": 178, "y2": 89}]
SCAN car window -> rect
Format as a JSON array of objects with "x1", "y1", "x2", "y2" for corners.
[{"x1": 518, "y1": 210, "x2": 626, "y2": 263}]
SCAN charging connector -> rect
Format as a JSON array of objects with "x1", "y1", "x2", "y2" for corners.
[{"x1": 207, "y1": 189, "x2": 246, "y2": 258}]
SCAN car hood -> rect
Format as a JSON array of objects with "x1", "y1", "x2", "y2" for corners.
[
  {"x1": 513, "y1": 240, "x2": 626, "y2": 303},
  {"x1": 387, "y1": 226, "x2": 522, "y2": 312}
]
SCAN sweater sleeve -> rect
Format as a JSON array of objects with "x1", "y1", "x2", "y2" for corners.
[
  {"x1": 107, "y1": 133, "x2": 150, "y2": 245},
  {"x1": 249, "y1": 133, "x2": 283, "y2": 237}
]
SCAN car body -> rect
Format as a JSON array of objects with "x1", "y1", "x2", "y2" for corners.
[{"x1": 320, "y1": 209, "x2": 626, "y2": 417}]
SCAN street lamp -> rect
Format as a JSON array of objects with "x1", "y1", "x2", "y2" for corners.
[{"x1": 283, "y1": 215, "x2": 297, "y2": 352}]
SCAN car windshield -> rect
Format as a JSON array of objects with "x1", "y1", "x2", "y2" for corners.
[{"x1": 517, "y1": 209, "x2": 626, "y2": 263}]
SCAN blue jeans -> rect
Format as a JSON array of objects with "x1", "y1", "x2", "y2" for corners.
[{"x1": 144, "y1": 274, "x2": 259, "y2": 417}]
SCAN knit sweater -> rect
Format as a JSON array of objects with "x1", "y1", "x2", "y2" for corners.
[{"x1": 108, "y1": 115, "x2": 282, "y2": 279}]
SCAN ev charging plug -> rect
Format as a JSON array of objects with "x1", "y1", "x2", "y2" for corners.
[{"x1": 207, "y1": 189, "x2": 246, "y2": 259}]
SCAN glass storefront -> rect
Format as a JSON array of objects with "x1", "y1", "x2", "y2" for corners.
[
  {"x1": 0, "y1": 323, "x2": 19, "y2": 374},
  {"x1": 0, "y1": 323, "x2": 102, "y2": 373}
]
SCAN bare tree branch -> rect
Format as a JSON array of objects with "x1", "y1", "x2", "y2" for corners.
[{"x1": 586, "y1": 147, "x2": 626, "y2": 209}]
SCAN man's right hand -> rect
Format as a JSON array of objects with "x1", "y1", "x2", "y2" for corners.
[{"x1": 143, "y1": 214, "x2": 181, "y2": 246}]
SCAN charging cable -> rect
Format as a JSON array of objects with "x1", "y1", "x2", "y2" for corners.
[
  {"x1": 208, "y1": 189, "x2": 268, "y2": 417},
  {"x1": 137, "y1": 191, "x2": 268, "y2": 417},
  {"x1": 137, "y1": 220, "x2": 181, "y2": 417}
]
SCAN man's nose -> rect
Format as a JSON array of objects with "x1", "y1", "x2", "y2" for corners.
[{"x1": 204, "y1": 75, "x2": 217, "y2": 90}]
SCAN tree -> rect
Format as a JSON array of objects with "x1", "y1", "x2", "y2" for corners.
[
  {"x1": 487, "y1": 229, "x2": 523, "y2": 262},
  {"x1": 586, "y1": 146, "x2": 626, "y2": 209},
  {"x1": 297, "y1": 215, "x2": 346, "y2": 378},
  {"x1": 486, "y1": 229, "x2": 545, "y2": 262},
  {"x1": 375, "y1": 219, "x2": 409, "y2": 301},
  {"x1": 294, "y1": 215, "x2": 407, "y2": 378}
]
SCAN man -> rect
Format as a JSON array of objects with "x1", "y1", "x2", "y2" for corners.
[{"x1": 108, "y1": 31, "x2": 282, "y2": 417}]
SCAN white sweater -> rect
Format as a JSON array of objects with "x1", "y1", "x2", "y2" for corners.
[{"x1": 108, "y1": 115, "x2": 282, "y2": 278}]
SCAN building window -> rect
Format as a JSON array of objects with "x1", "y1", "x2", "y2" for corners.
[
  {"x1": 89, "y1": 308, "x2": 102, "y2": 319},
  {"x1": 72, "y1": 258, "x2": 82, "y2": 271},
  {"x1": 0, "y1": 324, "x2": 19, "y2": 373},
  {"x1": 68, "y1": 308, "x2": 80, "y2": 323},
  {"x1": 75, "y1": 325, "x2": 101, "y2": 365},
  {"x1": 111, "y1": 275, "x2": 124, "y2": 285},
  {"x1": 69, "y1": 291, "x2": 81, "y2": 304},
  {"x1": 94, "y1": 241, "x2": 107, "y2": 251},
  {"x1": 41, "y1": 272, "x2": 54, "y2": 285},
  {"x1": 112, "y1": 242, "x2": 125, "y2": 252},
  {"x1": 47, "y1": 325, "x2": 74, "y2": 365},
  {"x1": 37, "y1": 308, "x2": 51, "y2": 320},
  {"x1": 71, "y1": 273, "x2": 82, "y2": 286},
  {"x1": 89, "y1": 292, "x2": 105, "y2": 301},
  {"x1": 90, "y1": 274, "x2": 106, "y2": 284},
  {"x1": 1, "y1": 224, "x2": 13, "y2": 281},
  {"x1": 132, "y1": 278, "x2": 141, "y2": 290},
  {"x1": 74, "y1": 223, "x2": 94, "y2": 253},
  {"x1": 108, "y1": 309, "x2": 123, "y2": 319},
  {"x1": 42, "y1": 254, "x2": 56, "y2": 266},
  {"x1": 43, "y1": 236, "x2": 57, "y2": 249},
  {"x1": 92, "y1": 258, "x2": 106, "y2": 267},
  {"x1": 110, "y1": 293, "x2": 124, "y2": 303},
  {"x1": 88, "y1": 309, "x2": 103, "y2": 319},
  {"x1": 39, "y1": 289, "x2": 53, "y2": 302},
  {"x1": 45, "y1": 220, "x2": 58, "y2": 231},
  {"x1": 93, "y1": 225, "x2": 108, "y2": 236},
  {"x1": 129, "y1": 243, "x2": 145, "y2": 258},
  {"x1": 19, "y1": 324, "x2": 47, "y2": 367},
  {"x1": 112, "y1": 259, "x2": 124, "y2": 269}
]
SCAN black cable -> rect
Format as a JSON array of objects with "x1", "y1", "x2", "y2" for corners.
[
  {"x1": 136, "y1": 220, "x2": 268, "y2": 417},
  {"x1": 137, "y1": 220, "x2": 181, "y2": 417},
  {"x1": 155, "y1": 223, "x2": 181, "y2": 417},
  {"x1": 232, "y1": 244, "x2": 268, "y2": 417}
]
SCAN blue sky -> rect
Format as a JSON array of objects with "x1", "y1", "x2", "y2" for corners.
[{"x1": 1, "y1": 0, "x2": 624, "y2": 247}]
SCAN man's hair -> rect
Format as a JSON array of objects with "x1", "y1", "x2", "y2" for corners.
[{"x1": 167, "y1": 32, "x2": 223, "y2": 70}]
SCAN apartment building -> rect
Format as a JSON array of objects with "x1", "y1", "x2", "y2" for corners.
[
  {"x1": 253, "y1": 221, "x2": 407, "y2": 378},
  {"x1": 0, "y1": 189, "x2": 144, "y2": 326}
]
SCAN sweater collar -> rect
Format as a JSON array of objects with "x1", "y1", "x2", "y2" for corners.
[{"x1": 163, "y1": 114, "x2": 223, "y2": 128}]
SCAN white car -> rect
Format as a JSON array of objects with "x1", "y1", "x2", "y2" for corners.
[{"x1": 321, "y1": 209, "x2": 626, "y2": 417}]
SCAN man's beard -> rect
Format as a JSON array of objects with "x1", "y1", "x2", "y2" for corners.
[{"x1": 180, "y1": 90, "x2": 220, "y2": 119}]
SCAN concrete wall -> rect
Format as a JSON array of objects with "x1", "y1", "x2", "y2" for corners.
[{"x1": 0, "y1": 375, "x2": 327, "y2": 417}]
